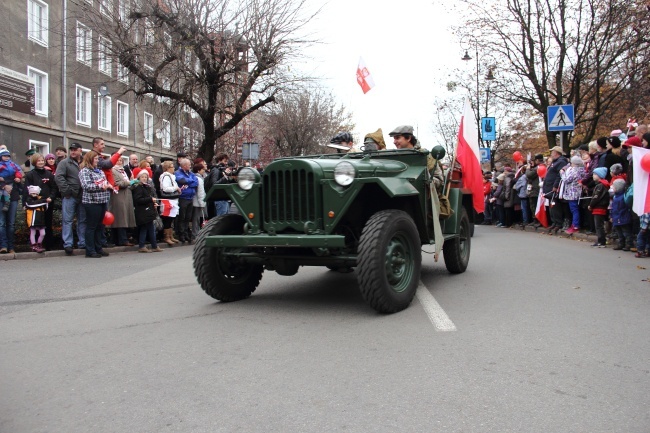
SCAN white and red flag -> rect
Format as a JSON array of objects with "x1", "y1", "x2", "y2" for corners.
[
  {"x1": 158, "y1": 199, "x2": 179, "y2": 218},
  {"x1": 356, "y1": 57, "x2": 375, "y2": 94},
  {"x1": 535, "y1": 191, "x2": 549, "y2": 228},
  {"x1": 456, "y1": 98, "x2": 484, "y2": 213},
  {"x1": 632, "y1": 146, "x2": 650, "y2": 215}
]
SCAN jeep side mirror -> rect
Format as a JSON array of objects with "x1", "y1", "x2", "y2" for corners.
[{"x1": 430, "y1": 145, "x2": 446, "y2": 161}]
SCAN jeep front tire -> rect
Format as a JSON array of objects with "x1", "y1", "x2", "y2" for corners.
[{"x1": 356, "y1": 210, "x2": 421, "y2": 313}]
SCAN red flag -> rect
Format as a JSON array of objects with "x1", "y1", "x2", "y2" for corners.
[
  {"x1": 535, "y1": 191, "x2": 549, "y2": 228},
  {"x1": 456, "y1": 99, "x2": 485, "y2": 213},
  {"x1": 356, "y1": 57, "x2": 375, "y2": 94}
]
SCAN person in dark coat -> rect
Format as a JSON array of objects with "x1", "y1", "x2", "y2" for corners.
[
  {"x1": 542, "y1": 146, "x2": 569, "y2": 233},
  {"x1": 588, "y1": 167, "x2": 610, "y2": 247},
  {"x1": 525, "y1": 154, "x2": 544, "y2": 226},
  {"x1": 23, "y1": 153, "x2": 58, "y2": 250},
  {"x1": 131, "y1": 170, "x2": 163, "y2": 253}
]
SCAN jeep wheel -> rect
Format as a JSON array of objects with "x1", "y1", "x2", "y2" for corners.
[
  {"x1": 443, "y1": 207, "x2": 471, "y2": 274},
  {"x1": 357, "y1": 210, "x2": 421, "y2": 313},
  {"x1": 193, "y1": 214, "x2": 263, "y2": 302}
]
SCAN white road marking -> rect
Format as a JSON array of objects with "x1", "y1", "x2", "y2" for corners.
[{"x1": 416, "y1": 281, "x2": 457, "y2": 332}]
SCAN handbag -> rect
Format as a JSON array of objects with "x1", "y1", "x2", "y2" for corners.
[
  {"x1": 159, "y1": 173, "x2": 180, "y2": 199},
  {"x1": 153, "y1": 214, "x2": 163, "y2": 232}
]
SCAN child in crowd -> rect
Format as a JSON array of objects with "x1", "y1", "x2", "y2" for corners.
[
  {"x1": 609, "y1": 163, "x2": 626, "y2": 184},
  {"x1": 588, "y1": 167, "x2": 610, "y2": 247},
  {"x1": 44, "y1": 153, "x2": 57, "y2": 173},
  {"x1": 25, "y1": 185, "x2": 49, "y2": 253},
  {"x1": 610, "y1": 179, "x2": 633, "y2": 251},
  {"x1": 0, "y1": 148, "x2": 23, "y2": 212},
  {"x1": 637, "y1": 213, "x2": 650, "y2": 258},
  {"x1": 561, "y1": 155, "x2": 586, "y2": 234}
]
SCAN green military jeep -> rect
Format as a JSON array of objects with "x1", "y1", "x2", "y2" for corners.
[{"x1": 193, "y1": 148, "x2": 472, "y2": 313}]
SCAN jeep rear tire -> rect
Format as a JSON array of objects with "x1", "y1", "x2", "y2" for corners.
[
  {"x1": 193, "y1": 214, "x2": 263, "y2": 302},
  {"x1": 443, "y1": 207, "x2": 471, "y2": 274},
  {"x1": 357, "y1": 210, "x2": 421, "y2": 313}
]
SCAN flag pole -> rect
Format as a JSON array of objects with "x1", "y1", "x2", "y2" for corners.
[{"x1": 444, "y1": 137, "x2": 460, "y2": 200}]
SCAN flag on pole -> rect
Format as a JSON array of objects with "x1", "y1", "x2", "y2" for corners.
[
  {"x1": 632, "y1": 146, "x2": 650, "y2": 216},
  {"x1": 535, "y1": 191, "x2": 549, "y2": 227},
  {"x1": 456, "y1": 98, "x2": 485, "y2": 213},
  {"x1": 356, "y1": 57, "x2": 375, "y2": 94}
]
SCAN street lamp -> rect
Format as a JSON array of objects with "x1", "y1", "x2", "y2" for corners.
[{"x1": 461, "y1": 47, "x2": 495, "y2": 147}]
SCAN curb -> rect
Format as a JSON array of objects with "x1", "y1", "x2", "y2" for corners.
[{"x1": 0, "y1": 242, "x2": 190, "y2": 261}]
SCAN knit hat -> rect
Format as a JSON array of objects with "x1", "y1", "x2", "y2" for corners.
[
  {"x1": 610, "y1": 129, "x2": 623, "y2": 137},
  {"x1": 593, "y1": 167, "x2": 607, "y2": 179},
  {"x1": 612, "y1": 179, "x2": 626, "y2": 193},
  {"x1": 497, "y1": 173, "x2": 505, "y2": 181},
  {"x1": 0, "y1": 149, "x2": 9, "y2": 157},
  {"x1": 45, "y1": 153, "x2": 55, "y2": 160},
  {"x1": 607, "y1": 136, "x2": 621, "y2": 148},
  {"x1": 610, "y1": 163, "x2": 623, "y2": 175},
  {"x1": 27, "y1": 185, "x2": 41, "y2": 195},
  {"x1": 623, "y1": 136, "x2": 642, "y2": 148},
  {"x1": 570, "y1": 155, "x2": 583, "y2": 166},
  {"x1": 596, "y1": 137, "x2": 608, "y2": 149}
]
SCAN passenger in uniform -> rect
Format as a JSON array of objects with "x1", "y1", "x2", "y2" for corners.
[{"x1": 388, "y1": 125, "x2": 444, "y2": 189}]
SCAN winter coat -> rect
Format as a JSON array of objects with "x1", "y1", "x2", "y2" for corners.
[
  {"x1": 559, "y1": 166, "x2": 586, "y2": 201},
  {"x1": 25, "y1": 195, "x2": 48, "y2": 227},
  {"x1": 193, "y1": 173, "x2": 207, "y2": 208},
  {"x1": 600, "y1": 150, "x2": 627, "y2": 177},
  {"x1": 610, "y1": 192, "x2": 632, "y2": 226},
  {"x1": 503, "y1": 173, "x2": 516, "y2": 208},
  {"x1": 514, "y1": 174, "x2": 528, "y2": 199},
  {"x1": 525, "y1": 166, "x2": 540, "y2": 198},
  {"x1": 174, "y1": 168, "x2": 198, "y2": 200},
  {"x1": 0, "y1": 157, "x2": 24, "y2": 201},
  {"x1": 542, "y1": 156, "x2": 569, "y2": 195},
  {"x1": 589, "y1": 180, "x2": 610, "y2": 214},
  {"x1": 109, "y1": 166, "x2": 136, "y2": 229},
  {"x1": 494, "y1": 184, "x2": 504, "y2": 206},
  {"x1": 54, "y1": 156, "x2": 82, "y2": 200},
  {"x1": 580, "y1": 153, "x2": 603, "y2": 193},
  {"x1": 23, "y1": 167, "x2": 57, "y2": 206},
  {"x1": 131, "y1": 182, "x2": 159, "y2": 226}
]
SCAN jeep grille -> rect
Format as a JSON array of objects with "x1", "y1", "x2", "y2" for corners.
[{"x1": 263, "y1": 168, "x2": 318, "y2": 230}]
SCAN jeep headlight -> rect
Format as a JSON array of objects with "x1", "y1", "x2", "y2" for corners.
[
  {"x1": 334, "y1": 161, "x2": 356, "y2": 186},
  {"x1": 237, "y1": 167, "x2": 257, "y2": 191}
]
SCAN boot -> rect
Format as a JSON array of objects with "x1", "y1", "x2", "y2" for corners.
[
  {"x1": 151, "y1": 246, "x2": 164, "y2": 252},
  {"x1": 170, "y1": 230, "x2": 181, "y2": 244},
  {"x1": 163, "y1": 229, "x2": 175, "y2": 247}
]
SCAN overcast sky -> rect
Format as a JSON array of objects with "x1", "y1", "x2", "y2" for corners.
[{"x1": 296, "y1": 0, "x2": 469, "y2": 149}]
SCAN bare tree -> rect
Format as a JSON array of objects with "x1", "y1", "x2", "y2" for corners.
[
  {"x1": 454, "y1": 0, "x2": 650, "y2": 151},
  {"x1": 71, "y1": 0, "x2": 317, "y2": 162},
  {"x1": 259, "y1": 87, "x2": 354, "y2": 157}
]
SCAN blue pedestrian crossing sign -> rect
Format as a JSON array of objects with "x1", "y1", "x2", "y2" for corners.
[
  {"x1": 547, "y1": 105, "x2": 574, "y2": 132},
  {"x1": 481, "y1": 117, "x2": 496, "y2": 141}
]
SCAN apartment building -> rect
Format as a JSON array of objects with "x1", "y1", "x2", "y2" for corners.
[{"x1": 0, "y1": 0, "x2": 204, "y2": 162}]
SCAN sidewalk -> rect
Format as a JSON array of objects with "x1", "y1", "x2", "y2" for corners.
[{"x1": 0, "y1": 242, "x2": 187, "y2": 261}]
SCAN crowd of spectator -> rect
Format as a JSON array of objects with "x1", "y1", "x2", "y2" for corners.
[
  {"x1": 0, "y1": 137, "x2": 250, "y2": 257},
  {"x1": 482, "y1": 125, "x2": 649, "y2": 258}
]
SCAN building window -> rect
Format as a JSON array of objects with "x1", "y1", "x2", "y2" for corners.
[
  {"x1": 158, "y1": 77, "x2": 170, "y2": 104},
  {"x1": 27, "y1": 0, "x2": 48, "y2": 47},
  {"x1": 27, "y1": 66, "x2": 48, "y2": 117},
  {"x1": 144, "y1": 112, "x2": 153, "y2": 143},
  {"x1": 117, "y1": 101, "x2": 129, "y2": 136},
  {"x1": 99, "y1": 0, "x2": 113, "y2": 16},
  {"x1": 182, "y1": 127, "x2": 190, "y2": 149},
  {"x1": 75, "y1": 84, "x2": 91, "y2": 127},
  {"x1": 161, "y1": 120, "x2": 170, "y2": 149},
  {"x1": 76, "y1": 22, "x2": 92, "y2": 65},
  {"x1": 98, "y1": 37, "x2": 112, "y2": 76},
  {"x1": 29, "y1": 140, "x2": 50, "y2": 156},
  {"x1": 98, "y1": 96, "x2": 111, "y2": 132},
  {"x1": 118, "y1": 0, "x2": 129, "y2": 21},
  {"x1": 144, "y1": 64, "x2": 154, "y2": 97},
  {"x1": 191, "y1": 93, "x2": 199, "y2": 118},
  {"x1": 118, "y1": 65, "x2": 129, "y2": 83}
]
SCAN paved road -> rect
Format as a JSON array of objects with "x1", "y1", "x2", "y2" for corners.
[{"x1": 1, "y1": 227, "x2": 649, "y2": 432}]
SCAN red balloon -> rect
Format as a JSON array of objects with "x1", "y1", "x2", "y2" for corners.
[
  {"x1": 103, "y1": 211, "x2": 115, "y2": 226},
  {"x1": 537, "y1": 164, "x2": 548, "y2": 178},
  {"x1": 513, "y1": 151, "x2": 523, "y2": 162},
  {"x1": 641, "y1": 153, "x2": 650, "y2": 173}
]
